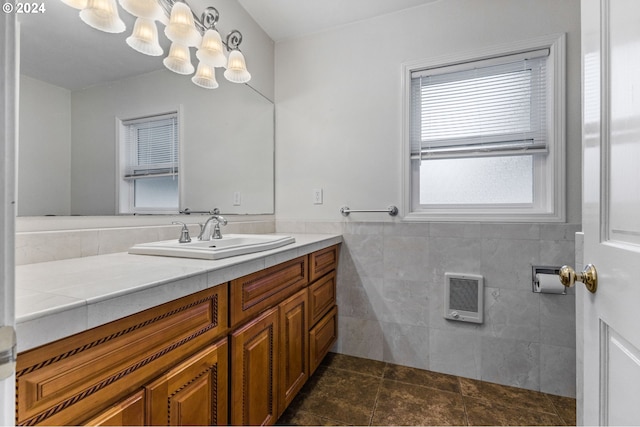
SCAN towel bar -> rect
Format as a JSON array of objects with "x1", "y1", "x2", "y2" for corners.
[{"x1": 340, "y1": 205, "x2": 398, "y2": 217}]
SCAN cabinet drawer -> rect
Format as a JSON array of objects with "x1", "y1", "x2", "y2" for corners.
[
  {"x1": 16, "y1": 284, "x2": 228, "y2": 426},
  {"x1": 230, "y1": 256, "x2": 307, "y2": 327},
  {"x1": 309, "y1": 245, "x2": 339, "y2": 282},
  {"x1": 307, "y1": 271, "x2": 336, "y2": 327},
  {"x1": 308, "y1": 306, "x2": 338, "y2": 375}
]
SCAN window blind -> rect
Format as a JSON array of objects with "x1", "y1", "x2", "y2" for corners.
[
  {"x1": 410, "y1": 49, "x2": 549, "y2": 160},
  {"x1": 123, "y1": 112, "x2": 178, "y2": 179}
]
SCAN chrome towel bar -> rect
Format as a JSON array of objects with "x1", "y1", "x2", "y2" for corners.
[
  {"x1": 340, "y1": 205, "x2": 399, "y2": 217},
  {"x1": 179, "y1": 208, "x2": 220, "y2": 215}
]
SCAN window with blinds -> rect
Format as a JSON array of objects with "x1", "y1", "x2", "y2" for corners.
[
  {"x1": 119, "y1": 112, "x2": 179, "y2": 213},
  {"x1": 404, "y1": 37, "x2": 566, "y2": 222},
  {"x1": 410, "y1": 50, "x2": 549, "y2": 161}
]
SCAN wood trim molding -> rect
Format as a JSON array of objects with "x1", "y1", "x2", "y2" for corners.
[{"x1": 17, "y1": 294, "x2": 218, "y2": 378}]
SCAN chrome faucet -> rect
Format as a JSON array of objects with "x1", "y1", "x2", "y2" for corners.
[{"x1": 198, "y1": 214, "x2": 228, "y2": 240}]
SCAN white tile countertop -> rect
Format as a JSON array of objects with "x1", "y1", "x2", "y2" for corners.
[{"x1": 15, "y1": 233, "x2": 342, "y2": 352}]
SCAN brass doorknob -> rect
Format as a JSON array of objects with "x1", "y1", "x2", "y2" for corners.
[{"x1": 559, "y1": 264, "x2": 598, "y2": 293}]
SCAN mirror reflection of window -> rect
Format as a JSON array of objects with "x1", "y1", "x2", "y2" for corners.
[{"x1": 119, "y1": 112, "x2": 179, "y2": 214}]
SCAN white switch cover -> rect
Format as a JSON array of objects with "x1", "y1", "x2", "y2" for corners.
[
  {"x1": 233, "y1": 191, "x2": 241, "y2": 206},
  {"x1": 313, "y1": 188, "x2": 323, "y2": 204}
]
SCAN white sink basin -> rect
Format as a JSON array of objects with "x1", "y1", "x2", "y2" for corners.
[{"x1": 129, "y1": 234, "x2": 295, "y2": 260}]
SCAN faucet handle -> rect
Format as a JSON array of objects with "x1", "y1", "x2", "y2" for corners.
[{"x1": 171, "y1": 221, "x2": 192, "y2": 243}]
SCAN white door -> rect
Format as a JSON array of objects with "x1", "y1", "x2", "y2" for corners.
[
  {"x1": 581, "y1": 0, "x2": 640, "y2": 425},
  {"x1": 0, "y1": 7, "x2": 17, "y2": 426}
]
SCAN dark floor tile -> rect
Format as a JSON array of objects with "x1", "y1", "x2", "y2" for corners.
[
  {"x1": 276, "y1": 408, "x2": 347, "y2": 426},
  {"x1": 465, "y1": 396, "x2": 564, "y2": 426},
  {"x1": 294, "y1": 365, "x2": 381, "y2": 425},
  {"x1": 372, "y1": 379, "x2": 467, "y2": 426},
  {"x1": 546, "y1": 394, "x2": 577, "y2": 426},
  {"x1": 459, "y1": 377, "x2": 557, "y2": 414},
  {"x1": 384, "y1": 363, "x2": 460, "y2": 393},
  {"x1": 321, "y1": 352, "x2": 387, "y2": 377}
]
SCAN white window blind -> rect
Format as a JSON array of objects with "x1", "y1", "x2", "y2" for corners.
[
  {"x1": 123, "y1": 113, "x2": 178, "y2": 179},
  {"x1": 410, "y1": 49, "x2": 549, "y2": 160}
]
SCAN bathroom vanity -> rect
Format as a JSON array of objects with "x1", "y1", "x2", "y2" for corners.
[{"x1": 14, "y1": 234, "x2": 340, "y2": 426}]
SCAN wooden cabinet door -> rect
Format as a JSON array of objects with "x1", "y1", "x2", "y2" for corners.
[
  {"x1": 231, "y1": 306, "x2": 279, "y2": 426},
  {"x1": 145, "y1": 338, "x2": 229, "y2": 426},
  {"x1": 309, "y1": 306, "x2": 338, "y2": 375},
  {"x1": 278, "y1": 289, "x2": 308, "y2": 416},
  {"x1": 84, "y1": 390, "x2": 145, "y2": 426}
]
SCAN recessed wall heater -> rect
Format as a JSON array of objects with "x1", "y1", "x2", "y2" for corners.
[{"x1": 444, "y1": 273, "x2": 484, "y2": 324}]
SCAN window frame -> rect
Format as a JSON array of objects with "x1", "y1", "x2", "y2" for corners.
[
  {"x1": 116, "y1": 106, "x2": 184, "y2": 215},
  {"x1": 401, "y1": 33, "x2": 566, "y2": 223}
]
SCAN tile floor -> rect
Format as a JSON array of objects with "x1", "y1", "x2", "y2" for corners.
[{"x1": 277, "y1": 353, "x2": 576, "y2": 426}]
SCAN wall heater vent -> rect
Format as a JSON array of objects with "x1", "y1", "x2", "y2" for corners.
[{"x1": 444, "y1": 273, "x2": 484, "y2": 324}]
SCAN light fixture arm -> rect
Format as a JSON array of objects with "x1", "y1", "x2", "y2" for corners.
[
  {"x1": 200, "y1": 7, "x2": 219, "y2": 30},
  {"x1": 225, "y1": 30, "x2": 243, "y2": 51}
]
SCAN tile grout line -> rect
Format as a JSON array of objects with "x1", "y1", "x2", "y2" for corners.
[
  {"x1": 379, "y1": 376, "x2": 462, "y2": 395},
  {"x1": 324, "y1": 364, "x2": 387, "y2": 379},
  {"x1": 368, "y1": 363, "x2": 388, "y2": 426},
  {"x1": 544, "y1": 393, "x2": 568, "y2": 425},
  {"x1": 457, "y1": 376, "x2": 472, "y2": 426}
]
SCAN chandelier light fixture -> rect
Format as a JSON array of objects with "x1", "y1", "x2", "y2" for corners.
[{"x1": 60, "y1": 0, "x2": 251, "y2": 88}]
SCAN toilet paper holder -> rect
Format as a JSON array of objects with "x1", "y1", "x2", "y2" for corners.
[{"x1": 531, "y1": 266, "x2": 566, "y2": 295}]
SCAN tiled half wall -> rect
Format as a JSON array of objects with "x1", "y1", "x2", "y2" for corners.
[{"x1": 277, "y1": 220, "x2": 579, "y2": 398}]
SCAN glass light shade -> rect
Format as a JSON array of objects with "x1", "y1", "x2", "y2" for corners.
[
  {"x1": 163, "y1": 42, "x2": 195, "y2": 75},
  {"x1": 192, "y1": 63, "x2": 219, "y2": 89},
  {"x1": 126, "y1": 18, "x2": 163, "y2": 56},
  {"x1": 61, "y1": 0, "x2": 88, "y2": 9},
  {"x1": 79, "y1": 0, "x2": 126, "y2": 33},
  {"x1": 196, "y1": 29, "x2": 227, "y2": 67},
  {"x1": 164, "y1": 2, "x2": 202, "y2": 47},
  {"x1": 224, "y1": 50, "x2": 251, "y2": 83},
  {"x1": 118, "y1": 0, "x2": 163, "y2": 20}
]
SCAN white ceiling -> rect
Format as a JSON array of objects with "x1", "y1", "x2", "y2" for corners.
[
  {"x1": 238, "y1": 0, "x2": 439, "y2": 42},
  {"x1": 19, "y1": 0, "x2": 439, "y2": 90}
]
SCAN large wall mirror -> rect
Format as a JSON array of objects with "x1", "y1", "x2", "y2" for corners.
[{"x1": 17, "y1": 1, "x2": 274, "y2": 217}]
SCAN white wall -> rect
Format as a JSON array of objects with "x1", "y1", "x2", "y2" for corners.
[
  {"x1": 275, "y1": 0, "x2": 582, "y2": 224},
  {"x1": 18, "y1": 76, "x2": 71, "y2": 216},
  {"x1": 275, "y1": 0, "x2": 581, "y2": 397}
]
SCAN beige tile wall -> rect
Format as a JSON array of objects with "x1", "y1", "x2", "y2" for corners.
[{"x1": 277, "y1": 220, "x2": 579, "y2": 398}]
